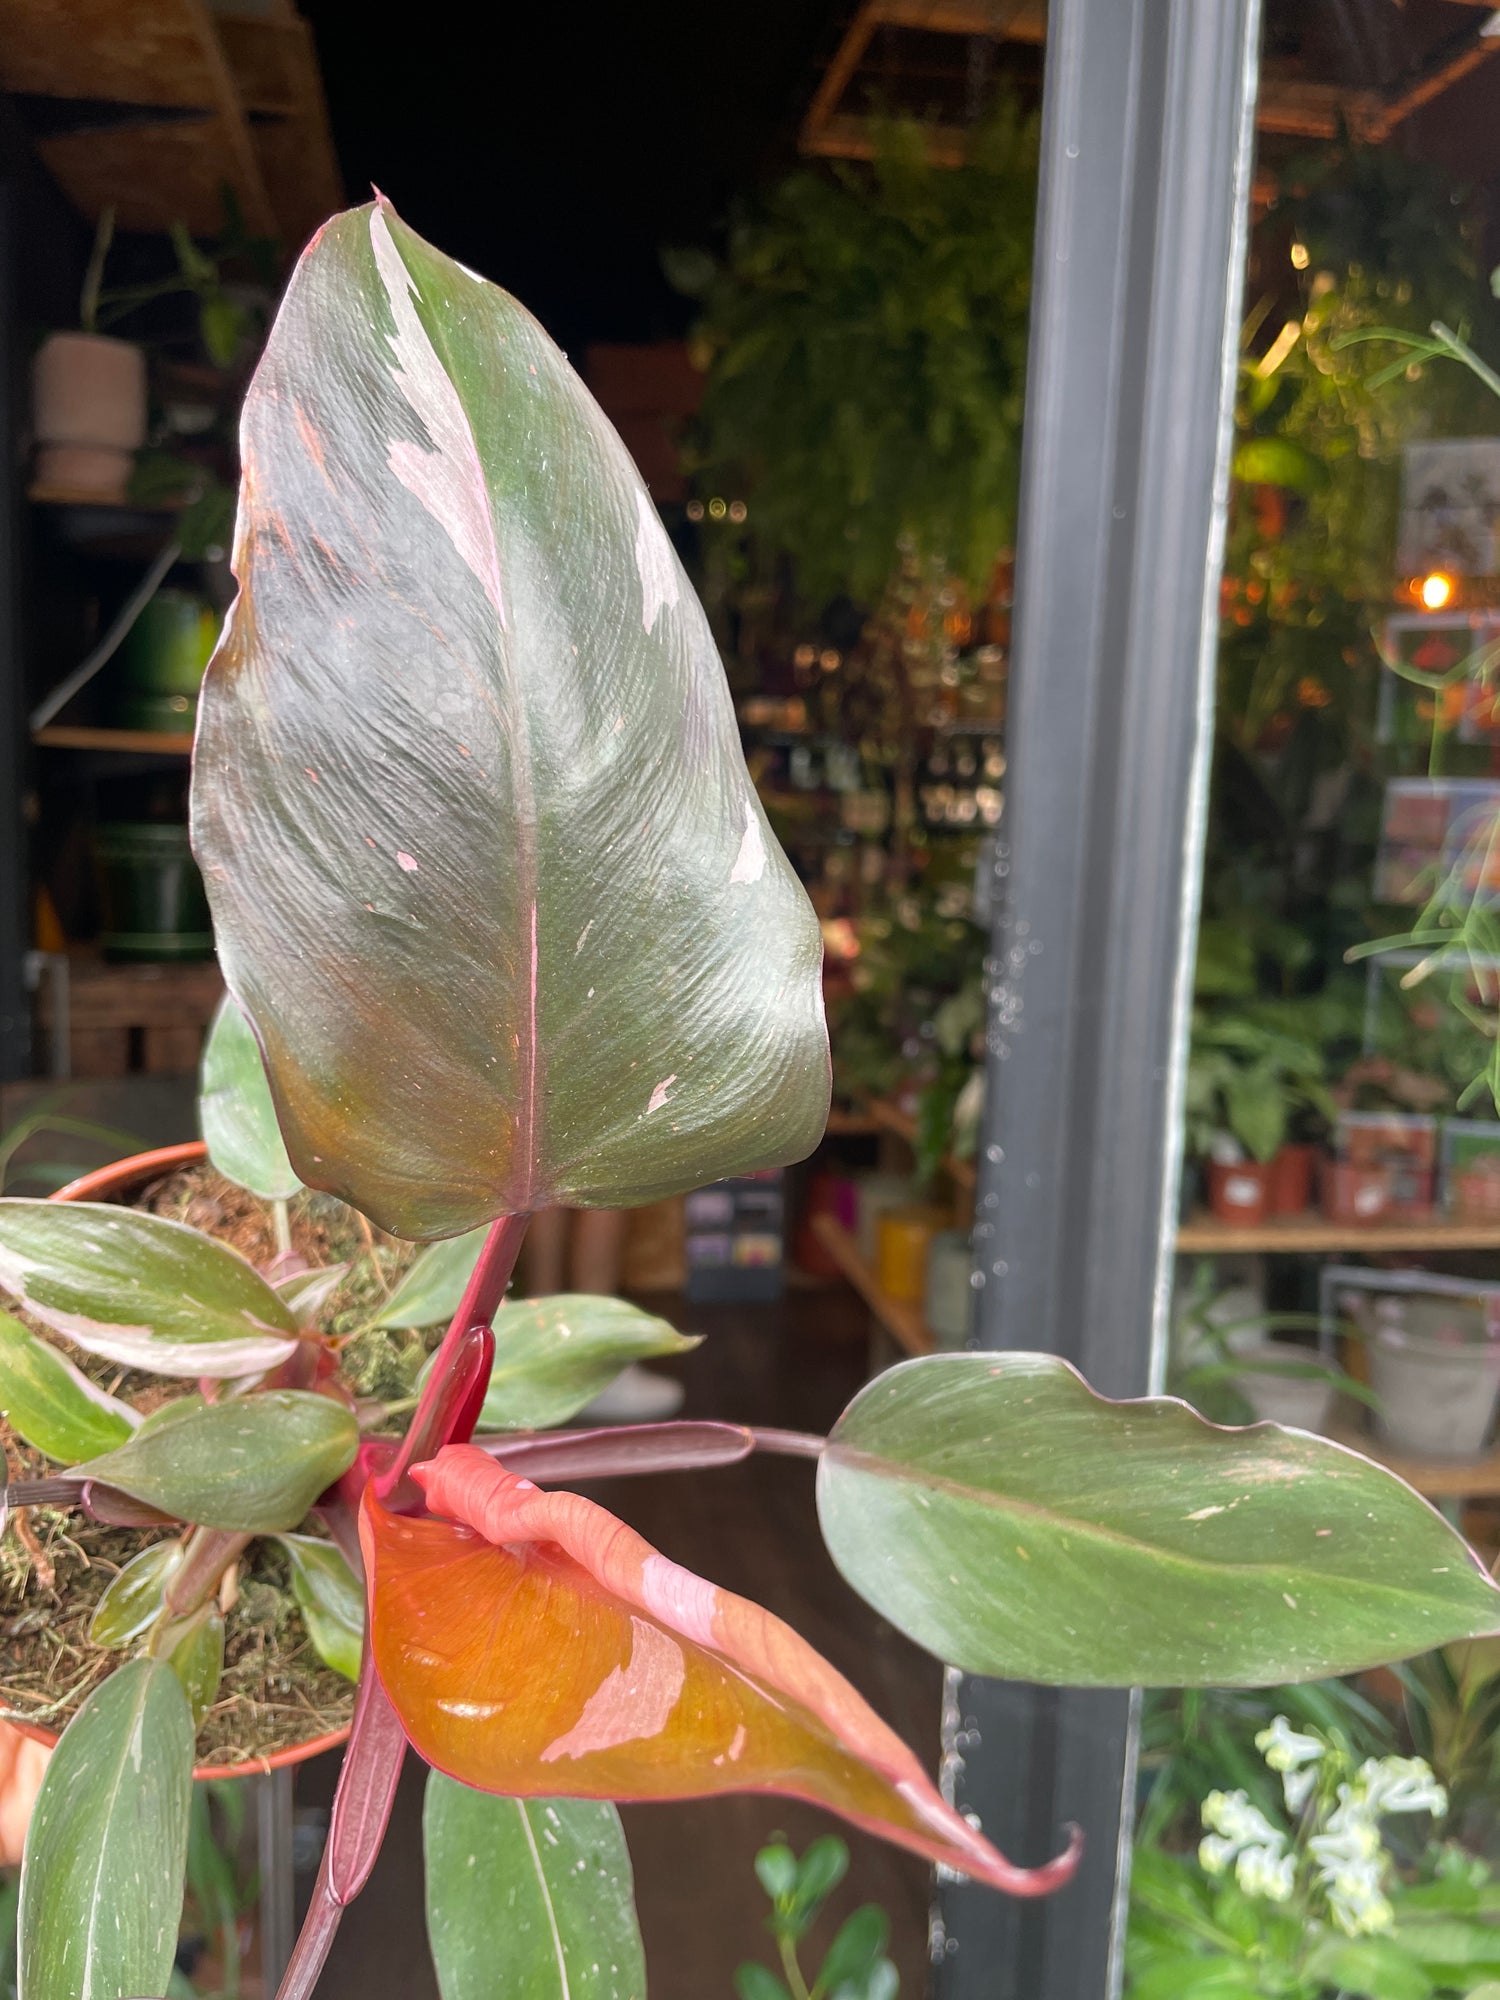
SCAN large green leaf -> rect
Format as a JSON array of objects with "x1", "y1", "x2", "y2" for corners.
[
  {"x1": 815, "y1": 1354, "x2": 1500, "y2": 1687},
  {"x1": 199, "y1": 995, "x2": 303, "y2": 1201},
  {"x1": 278, "y1": 1531, "x2": 363, "y2": 1680},
  {"x1": 423, "y1": 1773, "x2": 645, "y2": 2000},
  {"x1": 423, "y1": 1293, "x2": 699, "y2": 1429},
  {"x1": 371, "y1": 1228, "x2": 490, "y2": 1329},
  {"x1": 19, "y1": 1658, "x2": 194, "y2": 2000},
  {"x1": 190, "y1": 198, "x2": 829, "y2": 1242},
  {"x1": 0, "y1": 1199, "x2": 299, "y2": 1378},
  {"x1": 0, "y1": 1307, "x2": 136, "y2": 1460},
  {"x1": 74, "y1": 1391, "x2": 358, "y2": 1532}
]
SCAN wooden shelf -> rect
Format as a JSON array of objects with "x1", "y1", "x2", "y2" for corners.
[
  {"x1": 27, "y1": 487, "x2": 181, "y2": 513},
  {"x1": 825, "y1": 1108, "x2": 882, "y2": 1137},
  {"x1": 811, "y1": 1215, "x2": 934, "y2": 1356},
  {"x1": 33, "y1": 726, "x2": 192, "y2": 756},
  {"x1": 1176, "y1": 1211, "x2": 1500, "y2": 1254},
  {"x1": 1329, "y1": 1420, "x2": 1500, "y2": 1501}
]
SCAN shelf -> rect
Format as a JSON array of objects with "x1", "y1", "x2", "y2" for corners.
[
  {"x1": 1177, "y1": 1211, "x2": 1500, "y2": 1254},
  {"x1": 27, "y1": 487, "x2": 181, "y2": 513},
  {"x1": 32, "y1": 726, "x2": 192, "y2": 757},
  {"x1": 824, "y1": 1108, "x2": 882, "y2": 1137},
  {"x1": 810, "y1": 1215, "x2": 934, "y2": 1356},
  {"x1": 1328, "y1": 1420, "x2": 1500, "y2": 1501}
]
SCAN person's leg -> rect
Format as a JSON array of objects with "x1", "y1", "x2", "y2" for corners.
[
  {"x1": 568, "y1": 1207, "x2": 629, "y2": 1295},
  {"x1": 518, "y1": 1204, "x2": 570, "y2": 1295}
]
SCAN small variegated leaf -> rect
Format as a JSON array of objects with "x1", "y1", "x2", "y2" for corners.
[
  {"x1": 278, "y1": 1532, "x2": 363, "y2": 1681},
  {"x1": 0, "y1": 1308, "x2": 136, "y2": 1461},
  {"x1": 163, "y1": 1604, "x2": 225, "y2": 1727},
  {"x1": 0, "y1": 1200, "x2": 298, "y2": 1378},
  {"x1": 89, "y1": 1540, "x2": 184, "y2": 1647},
  {"x1": 371, "y1": 1230, "x2": 489, "y2": 1330},
  {"x1": 199, "y1": 996, "x2": 303, "y2": 1200}
]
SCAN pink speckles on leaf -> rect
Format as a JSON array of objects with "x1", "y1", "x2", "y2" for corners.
[
  {"x1": 647, "y1": 1076, "x2": 677, "y2": 1115},
  {"x1": 396, "y1": 851, "x2": 419, "y2": 873},
  {"x1": 729, "y1": 804, "x2": 766, "y2": 886}
]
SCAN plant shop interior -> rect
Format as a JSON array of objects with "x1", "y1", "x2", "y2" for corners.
[{"x1": 10, "y1": 2, "x2": 1500, "y2": 1998}]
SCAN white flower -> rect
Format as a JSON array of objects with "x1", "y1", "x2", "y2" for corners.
[
  {"x1": 1202, "y1": 1789, "x2": 1284, "y2": 1849},
  {"x1": 1323, "y1": 1855, "x2": 1394, "y2": 1937},
  {"x1": 1256, "y1": 1715, "x2": 1326, "y2": 1775},
  {"x1": 1356, "y1": 1756, "x2": 1447, "y2": 1820},
  {"x1": 1235, "y1": 1844, "x2": 1296, "y2": 1903},
  {"x1": 1199, "y1": 1790, "x2": 1291, "y2": 1904},
  {"x1": 1282, "y1": 1764, "x2": 1319, "y2": 1816},
  {"x1": 1310, "y1": 1788, "x2": 1382, "y2": 1871}
]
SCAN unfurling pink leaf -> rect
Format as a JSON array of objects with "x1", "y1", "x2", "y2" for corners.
[{"x1": 361, "y1": 1445, "x2": 1078, "y2": 1896}]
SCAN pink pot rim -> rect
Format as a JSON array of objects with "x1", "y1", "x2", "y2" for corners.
[{"x1": 44, "y1": 1142, "x2": 353, "y2": 1779}]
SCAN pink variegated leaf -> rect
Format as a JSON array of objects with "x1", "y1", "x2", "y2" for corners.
[{"x1": 361, "y1": 1445, "x2": 1077, "y2": 1896}]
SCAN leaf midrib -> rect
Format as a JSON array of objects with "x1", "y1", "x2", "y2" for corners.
[{"x1": 826, "y1": 1444, "x2": 1499, "y2": 1615}]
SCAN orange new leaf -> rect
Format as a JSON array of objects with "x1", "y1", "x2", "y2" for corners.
[{"x1": 360, "y1": 1444, "x2": 1078, "y2": 1896}]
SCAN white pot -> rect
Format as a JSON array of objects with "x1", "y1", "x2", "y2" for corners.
[
  {"x1": 32, "y1": 332, "x2": 146, "y2": 499},
  {"x1": 1371, "y1": 1328, "x2": 1500, "y2": 1459},
  {"x1": 1232, "y1": 1341, "x2": 1338, "y2": 1434}
]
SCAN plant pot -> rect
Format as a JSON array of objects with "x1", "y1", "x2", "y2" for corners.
[
  {"x1": 3, "y1": 1141, "x2": 355, "y2": 1781},
  {"x1": 118, "y1": 588, "x2": 218, "y2": 698},
  {"x1": 31, "y1": 331, "x2": 146, "y2": 499},
  {"x1": 1370, "y1": 1323, "x2": 1500, "y2": 1460},
  {"x1": 1320, "y1": 1158, "x2": 1392, "y2": 1226},
  {"x1": 1266, "y1": 1144, "x2": 1316, "y2": 1216},
  {"x1": 1453, "y1": 1167, "x2": 1500, "y2": 1225},
  {"x1": 93, "y1": 821, "x2": 214, "y2": 962},
  {"x1": 1205, "y1": 1159, "x2": 1272, "y2": 1225},
  {"x1": 1230, "y1": 1340, "x2": 1338, "y2": 1434}
]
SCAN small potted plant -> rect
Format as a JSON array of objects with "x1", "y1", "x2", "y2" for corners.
[
  {"x1": 1326, "y1": 1058, "x2": 1447, "y2": 1224},
  {"x1": 1333, "y1": 1270, "x2": 1500, "y2": 1459},
  {"x1": 7, "y1": 202, "x2": 1500, "y2": 2000},
  {"x1": 31, "y1": 208, "x2": 146, "y2": 501},
  {"x1": 1185, "y1": 1012, "x2": 1334, "y2": 1223}
]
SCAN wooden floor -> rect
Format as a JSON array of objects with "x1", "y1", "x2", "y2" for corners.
[{"x1": 298, "y1": 1287, "x2": 942, "y2": 2000}]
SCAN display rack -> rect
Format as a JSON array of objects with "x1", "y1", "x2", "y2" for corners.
[{"x1": 1177, "y1": 1211, "x2": 1500, "y2": 1253}]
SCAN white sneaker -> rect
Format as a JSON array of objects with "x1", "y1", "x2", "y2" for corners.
[{"x1": 577, "y1": 1364, "x2": 686, "y2": 1424}]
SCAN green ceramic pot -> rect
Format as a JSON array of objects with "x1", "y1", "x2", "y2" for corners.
[
  {"x1": 94, "y1": 821, "x2": 213, "y2": 962},
  {"x1": 118, "y1": 589, "x2": 217, "y2": 697}
]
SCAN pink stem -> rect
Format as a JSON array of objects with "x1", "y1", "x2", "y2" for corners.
[
  {"x1": 273, "y1": 1649, "x2": 407, "y2": 2000},
  {"x1": 373, "y1": 1211, "x2": 529, "y2": 1508}
]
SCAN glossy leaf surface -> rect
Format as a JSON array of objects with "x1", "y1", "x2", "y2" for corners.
[
  {"x1": 364, "y1": 1445, "x2": 1075, "y2": 1894},
  {"x1": 436, "y1": 1294, "x2": 700, "y2": 1430},
  {"x1": 371, "y1": 1230, "x2": 489, "y2": 1330},
  {"x1": 199, "y1": 996, "x2": 303, "y2": 1200},
  {"x1": 89, "y1": 1539, "x2": 184, "y2": 1647},
  {"x1": 424, "y1": 1774, "x2": 645, "y2": 2000},
  {"x1": 164, "y1": 1604, "x2": 225, "y2": 1726},
  {"x1": 19, "y1": 1658, "x2": 193, "y2": 2000},
  {"x1": 279, "y1": 1532, "x2": 363, "y2": 1680},
  {"x1": 0, "y1": 1308, "x2": 136, "y2": 1461},
  {"x1": 816, "y1": 1354, "x2": 1500, "y2": 1687},
  {"x1": 191, "y1": 198, "x2": 829, "y2": 1240},
  {"x1": 0, "y1": 1199, "x2": 298, "y2": 1378},
  {"x1": 76, "y1": 1391, "x2": 358, "y2": 1532}
]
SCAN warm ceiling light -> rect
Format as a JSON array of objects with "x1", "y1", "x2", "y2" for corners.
[{"x1": 1419, "y1": 571, "x2": 1455, "y2": 611}]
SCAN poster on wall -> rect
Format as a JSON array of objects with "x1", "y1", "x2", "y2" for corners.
[
  {"x1": 1399, "y1": 438, "x2": 1500, "y2": 577},
  {"x1": 1376, "y1": 612, "x2": 1500, "y2": 750},
  {"x1": 1373, "y1": 775, "x2": 1500, "y2": 904}
]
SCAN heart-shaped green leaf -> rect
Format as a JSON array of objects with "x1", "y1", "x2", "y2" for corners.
[
  {"x1": 190, "y1": 198, "x2": 829, "y2": 1241},
  {"x1": 0, "y1": 1308, "x2": 136, "y2": 1461},
  {"x1": 372, "y1": 1229, "x2": 490, "y2": 1329},
  {"x1": 199, "y1": 996, "x2": 303, "y2": 1201},
  {"x1": 278, "y1": 1532, "x2": 363, "y2": 1680},
  {"x1": 89, "y1": 1539, "x2": 184, "y2": 1647},
  {"x1": 19, "y1": 1658, "x2": 193, "y2": 2000},
  {"x1": 0, "y1": 1199, "x2": 299, "y2": 1378},
  {"x1": 419, "y1": 1293, "x2": 699, "y2": 1430},
  {"x1": 75, "y1": 1391, "x2": 358, "y2": 1532},
  {"x1": 815, "y1": 1354, "x2": 1500, "y2": 1687},
  {"x1": 423, "y1": 1772, "x2": 645, "y2": 2000}
]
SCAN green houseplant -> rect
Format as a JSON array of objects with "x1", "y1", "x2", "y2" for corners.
[{"x1": 7, "y1": 201, "x2": 1500, "y2": 2000}]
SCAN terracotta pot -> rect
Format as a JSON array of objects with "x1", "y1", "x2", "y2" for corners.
[
  {"x1": 1266, "y1": 1144, "x2": 1316, "y2": 1216},
  {"x1": 1205, "y1": 1159, "x2": 1272, "y2": 1225},
  {"x1": 1453, "y1": 1167, "x2": 1500, "y2": 1225},
  {"x1": 1320, "y1": 1158, "x2": 1393, "y2": 1226},
  {"x1": 31, "y1": 331, "x2": 146, "y2": 499},
  {"x1": 33, "y1": 1141, "x2": 353, "y2": 1781}
]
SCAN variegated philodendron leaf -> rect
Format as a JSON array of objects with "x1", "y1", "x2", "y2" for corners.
[{"x1": 190, "y1": 198, "x2": 828, "y2": 1241}]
